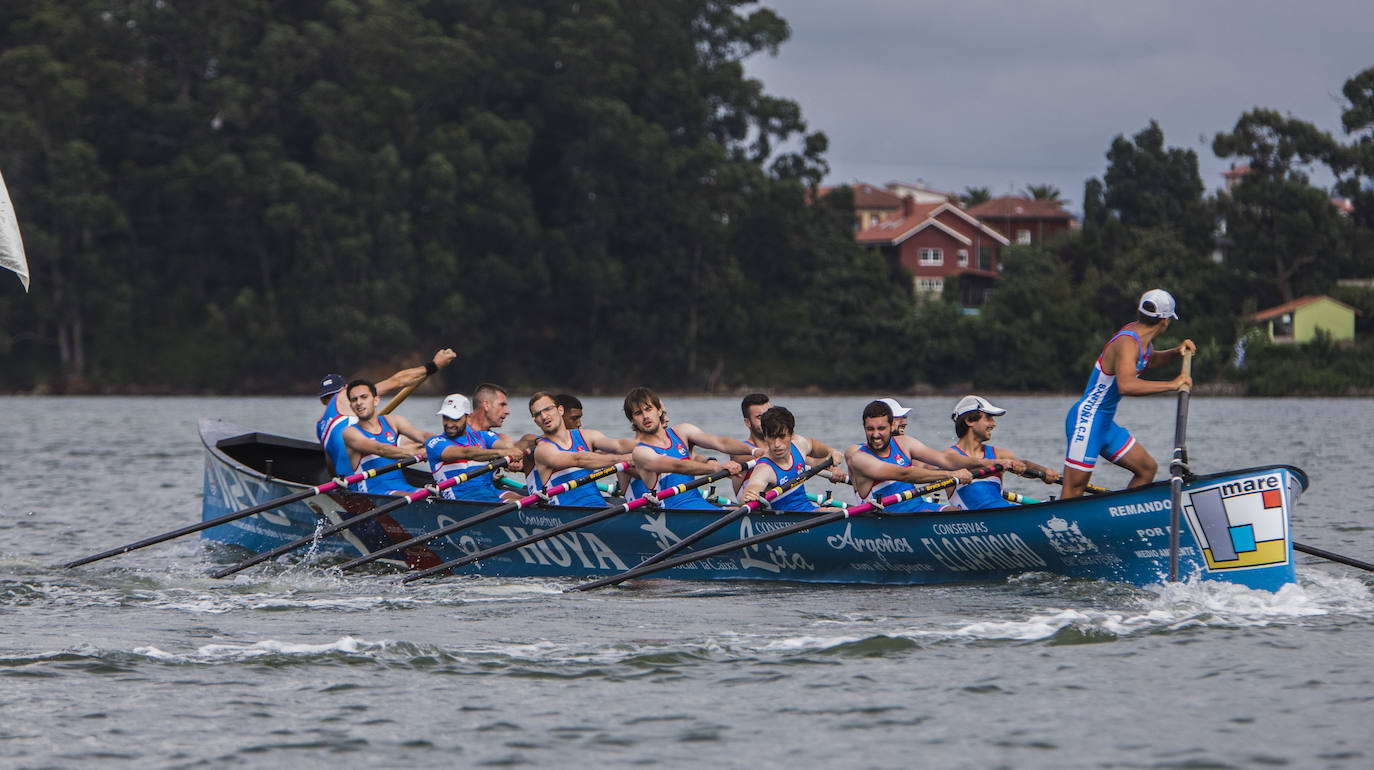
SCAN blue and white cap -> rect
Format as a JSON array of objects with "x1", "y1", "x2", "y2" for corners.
[{"x1": 1138, "y1": 289, "x2": 1178, "y2": 320}]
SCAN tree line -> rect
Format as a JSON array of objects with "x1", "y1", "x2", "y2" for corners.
[{"x1": 0, "y1": 2, "x2": 1371, "y2": 395}]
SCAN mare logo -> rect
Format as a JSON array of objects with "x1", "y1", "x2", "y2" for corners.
[
  {"x1": 1182, "y1": 473, "x2": 1289, "y2": 571},
  {"x1": 1038, "y1": 517, "x2": 1098, "y2": 556}
]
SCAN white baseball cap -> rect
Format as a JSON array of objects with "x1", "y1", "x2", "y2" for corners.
[
  {"x1": 952, "y1": 395, "x2": 1007, "y2": 422},
  {"x1": 437, "y1": 393, "x2": 472, "y2": 419},
  {"x1": 878, "y1": 398, "x2": 911, "y2": 418},
  {"x1": 1138, "y1": 289, "x2": 1178, "y2": 320}
]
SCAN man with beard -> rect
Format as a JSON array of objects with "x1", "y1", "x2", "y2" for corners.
[
  {"x1": 846, "y1": 399, "x2": 1014, "y2": 514},
  {"x1": 425, "y1": 393, "x2": 527, "y2": 502},
  {"x1": 877, "y1": 398, "x2": 911, "y2": 435},
  {"x1": 738, "y1": 407, "x2": 843, "y2": 512},
  {"x1": 623, "y1": 387, "x2": 755, "y2": 510},
  {"x1": 340, "y1": 379, "x2": 433, "y2": 495},
  {"x1": 733, "y1": 392, "x2": 847, "y2": 492},
  {"x1": 526, "y1": 392, "x2": 635, "y2": 507},
  {"x1": 946, "y1": 395, "x2": 1060, "y2": 510}
]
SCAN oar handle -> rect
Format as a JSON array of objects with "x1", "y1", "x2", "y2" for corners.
[
  {"x1": 1180, "y1": 348, "x2": 1193, "y2": 389},
  {"x1": 380, "y1": 376, "x2": 426, "y2": 415}
]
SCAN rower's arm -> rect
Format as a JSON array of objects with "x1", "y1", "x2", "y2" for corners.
[
  {"x1": 342, "y1": 425, "x2": 414, "y2": 461},
  {"x1": 1113, "y1": 338, "x2": 1190, "y2": 395},
  {"x1": 994, "y1": 448, "x2": 1058, "y2": 483},
  {"x1": 585, "y1": 430, "x2": 636, "y2": 454},
  {"x1": 389, "y1": 415, "x2": 434, "y2": 445},
  {"x1": 437, "y1": 443, "x2": 515, "y2": 462},
  {"x1": 739, "y1": 464, "x2": 779, "y2": 503},
  {"x1": 374, "y1": 348, "x2": 457, "y2": 395},
  {"x1": 534, "y1": 440, "x2": 630, "y2": 471},
  {"x1": 677, "y1": 422, "x2": 758, "y2": 457},
  {"x1": 796, "y1": 436, "x2": 847, "y2": 483},
  {"x1": 632, "y1": 444, "x2": 734, "y2": 478},
  {"x1": 847, "y1": 443, "x2": 965, "y2": 485}
]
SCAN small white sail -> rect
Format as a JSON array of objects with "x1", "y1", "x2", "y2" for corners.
[{"x1": 0, "y1": 168, "x2": 30, "y2": 292}]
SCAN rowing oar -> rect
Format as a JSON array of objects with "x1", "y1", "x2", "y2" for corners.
[
  {"x1": 336, "y1": 462, "x2": 630, "y2": 571},
  {"x1": 62, "y1": 454, "x2": 426, "y2": 569},
  {"x1": 569, "y1": 458, "x2": 835, "y2": 592},
  {"x1": 1293, "y1": 542, "x2": 1374, "y2": 572},
  {"x1": 1168, "y1": 349, "x2": 1194, "y2": 582},
  {"x1": 402, "y1": 460, "x2": 758, "y2": 584},
  {"x1": 568, "y1": 466, "x2": 1003, "y2": 590},
  {"x1": 209, "y1": 458, "x2": 508, "y2": 579},
  {"x1": 380, "y1": 374, "x2": 426, "y2": 416}
]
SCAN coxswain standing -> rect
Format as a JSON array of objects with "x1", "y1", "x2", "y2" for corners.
[
  {"x1": 425, "y1": 394, "x2": 526, "y2": 502},
  {"x1": 340, "y1": 380, "x2": 432, "y2": 495},
  {"x1": 525, "y1": 392, "x2": 635, "y2": 507},
  {"x1": 946, "y1": 396, "x2": 1060, "y2": 510},
  {"x1": 623, "y1": 387, "x2": 755, "y2": 510},
  {"x1": 1062, "y1": 289, "x2": 1195, "y2": 498},
  {"x1": 846, "y1": 399, "x2": 1015, "y2": 514}
]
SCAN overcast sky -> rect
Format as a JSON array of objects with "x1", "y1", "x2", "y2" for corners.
[{"x1": 745, "y1": 0, "x2": 1371, "y2": 213}]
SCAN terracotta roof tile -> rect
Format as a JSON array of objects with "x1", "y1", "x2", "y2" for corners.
[
  {"x1": 1245, "y1": 294, "x2": 1361, "y2": 322},
  {"x1": 966, "y1": 196, "x2": 1072, "y2": 220}
]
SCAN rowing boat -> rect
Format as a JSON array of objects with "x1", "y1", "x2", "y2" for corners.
[{"x1": 199, "y1": 418, "x2": 1307, "y2": 591}]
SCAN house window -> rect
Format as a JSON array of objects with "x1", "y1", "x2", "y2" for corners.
[
  {"x1": 916, "y1": 277, "x2": 944, "y2": 293},
  {"x1": 1016, "y1": 229, "x2": 1031, "y2": 245},
  {"x1": 919, "y1": 248, "x2": 943, "y2": 266},
  {"x1": 957, "y1": 249, "x2": 968, "y2": 267},
  {"x1": 979, "y1": 246, "x2": 991, "y2": 270}
]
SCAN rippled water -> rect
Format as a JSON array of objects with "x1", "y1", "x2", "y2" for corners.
[{"x1": 3, "y1": 395, "x2": 1373, "y2": 768}]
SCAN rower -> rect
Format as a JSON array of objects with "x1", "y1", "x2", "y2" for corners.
[
  {"x1": 527, "y1": 392, "x2": 635, "y2": 507},
  {"x1": 877, "y1": 397, "x2": 911, "y2": 435},
  {"x1": 425, "y1": 393, "x2": 525, "y2": 502},
  {"x1": 555, "y1": 394, "x2": 583, "y2": 430},
  {"x1": 846, "y1": 399, "x2": 1012, "y2": 514},
  {"x1": 738, "y1": 407, "x2": 837, "y2": 512},
  {"x1": 946, "y1": 395, "x2": 1060, "y2": 510},
  {"x1": 340, "y1": 379, "x2": 433, "y2": 495},
  {"x1": 623, "y1": 387, "x2": 753, "y2": 509},
  {"x1": 315, "y1": 348, "x2": 456, "y2": 474},
  {"x1": 1062, "y1": 289, "x2": 1195, "y2": 498},
  {"x1": 733, "y1": 392, "x2": 847, "y2": 492}
]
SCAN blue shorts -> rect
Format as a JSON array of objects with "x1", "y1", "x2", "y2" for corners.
[{"x1": 1064, "y1": 405, "x2": 1135, "y2": 471}]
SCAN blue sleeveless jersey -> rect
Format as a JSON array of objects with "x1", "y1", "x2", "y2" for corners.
[
  {"x1": 859, "y1": 441, "x2": 941, "y2": 514},
  {"x1": 425, "y1": 428, "x2": 503, "y2": 502},
  {"x1": 317, "y1": 398, "x2": 355, "y2": 477},
  {"x1": 1065, "y1": 327, "x2": 1151, "y2": 470},
  {"x1": 635, "y1": 428, "x2": 718, "y2": 510},
  {"x1": 529, "y1": 429, "x2": 604, "y2": 508},
  {"x1": 754, "y1": 444, "x2": 813, "y2": 512},
  {"x1": 352, "y1": 416, "x2": 416, "y2": 495},
  {"x1": 946, "y1": 445, "x2": 1013, "y2": 510}
]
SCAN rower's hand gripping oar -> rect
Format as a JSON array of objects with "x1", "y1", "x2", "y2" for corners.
[
  {"x1": 1168, "y1": 349, "x2": 1194, "y2": 582},
  {"x1": 402, "y1": 460, "x2": 759, "y2": 584},
  {"x1": 570, "y1": 458, "x2": 835, "y2": 592},
  {"x1": 62, "y1": 453, "x2": 426, "y2": 569},
  {"x1": 335, "y1": 462, "x2": 630, "y2": 571},
  {"x1": 569, "y1": 465, "x2": 1003, "y2": 590},
  {"x1": 209, "y1": 458, "x2": 508, "y2": 579}
]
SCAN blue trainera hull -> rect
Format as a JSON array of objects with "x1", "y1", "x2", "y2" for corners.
[{"x1": 199, "y1": 418, "x2": 1308, "y2": 591}]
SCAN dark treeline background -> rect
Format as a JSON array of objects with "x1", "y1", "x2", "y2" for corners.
[{"x1": 1, "y1": 1, "x2": 1372, "y2": 395}]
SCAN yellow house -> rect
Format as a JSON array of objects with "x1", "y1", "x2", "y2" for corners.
[{"x1": 1245, "y1": 295, "x2": 1359, "y2": 344}]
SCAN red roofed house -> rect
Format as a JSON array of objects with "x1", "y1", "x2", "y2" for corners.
[
  {"x1": 966, "y1": 196, "x2": 1076, "y2": 246},
  {"x1": 1243, "y1": 295, "x2": 1359, "y2": 344},
  {"x1": 818, "y1": 182, "x2": 904, "y2": 231},
  {"x1": 856, "y1": 197, "x2": 1010, "y2": 306}
]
